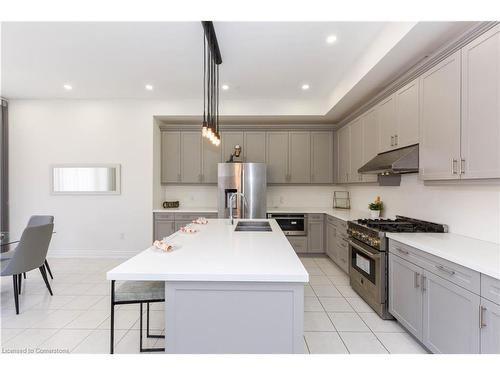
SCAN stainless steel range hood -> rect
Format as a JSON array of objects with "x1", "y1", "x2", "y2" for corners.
[{"x1": 358, "y1": 144, "x2": 419, "y2": 185}]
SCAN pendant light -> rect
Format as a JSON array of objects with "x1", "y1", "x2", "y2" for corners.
[{"x1": 201, "y1": 22, "x2": 222, "y2": 146}]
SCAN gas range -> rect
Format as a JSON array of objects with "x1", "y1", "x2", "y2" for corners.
[
  {"x1": 347, "y1": 216, "x2": 448, "y2": 251},
  {"x1": 347, "y1": 216, "x2": 447, "y2": 320}
]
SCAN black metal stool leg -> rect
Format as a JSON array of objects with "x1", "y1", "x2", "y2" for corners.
[
  {"x1": 146, "y1": 302, "x2": 165, "y2": 339},
  {"x1": 110, "y1": 280, "x2": 115, "y2": 354},
  {"x1": 44, "y1": 260, "x2": 54, "y2": 279}
]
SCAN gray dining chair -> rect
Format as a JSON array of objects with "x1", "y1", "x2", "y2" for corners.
[
  {"x1": 1, "y1": 215, "x2": 55, "y2": 280},
  {"x1": 27, "y1": 215, "x2": 55, "y2": 279},
  {"x1": 0, "y1": 223, "x2": 54, "y2": 314}
]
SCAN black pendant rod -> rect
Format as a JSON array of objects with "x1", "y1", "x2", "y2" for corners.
[
  {"x1": 201, "y1": 21, "x2": 222, "y2": 65},
  {"x1": 202, "y1": 35, "x2": 206, "y2": 124}
]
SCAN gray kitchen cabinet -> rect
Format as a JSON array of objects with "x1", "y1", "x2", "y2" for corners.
[
  {"x1": 244, "y1": 132, "x2": 266, "y2": 163},
  {"x1": 181, "y1": 132, "x2": 202, "y2": 183},
  {"x1": 175, "y1": 220, "x2": 192, "y2": 231},
  {"x1": 307, "y1": 214, "x2": 324, "y2": 253},
  {"x1": 349, "y1": 118, "x2": 364, "y2": 183},
  {"x1": 266, "y1": 132, "x2": 289, "y2": 183},
  {"x1": 202, "y1": 136, "x2": 222, "y2": 183},
  {"x1": 325, "y1": 220, "x2": 338, "y2": 262},
  {"x1": 310, "y1": 131, "x2": 333, "y2": 183},
  {"x1": 420, "y1": 51, "x2": 462, "y2": 180},
  {"x1": 289, "y1": 132, "x2": 311, "y2": 183},
  {"x1": 480, "y1": 298, "x2": 500, "y2": 353},
  {"x1": 161, "y1": 131, "x2": 181, "y2": 183},
  {"x1": 154, "y1": 219, "x2": 175, "y2": 240},
  {"x1": 337, "y1": 126, "x2": 350, "y2": 183},
  {"x1": 222, "y1": 131, "x2": 244, "y2": 162},
  {"x1": 388, "y1": 253, "x2": 423, "y2": 340},
  {"x1": 336, "y1": 238, "x2": 349, "y2": 273},
  {"x1": 422, "y1": 269, "x2": 480, "y2": 353},
  {"x1": 461, "y1": 24, "x2": 500, "y2": 179},
  {"x1": 361, "y1": 108, "x2": 379, "y2": 183},
  {"x1": 395, "y1": 78, "x2": 419, "y2": 148},
  {"x1": 377, "y1": 94, "x2": 397, "y2": 153},
  {"x1": 287, "y1": 236, "x2": 308, "y2": 254}
]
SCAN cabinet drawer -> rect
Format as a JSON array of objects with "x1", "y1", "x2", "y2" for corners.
[
  {"x1": 389, "y1": 240, "x2": 480, "y2": 294},
  {"x1": 287, "y1": 236, "x2": 308, "y2": 254},
  {"x1": 308, "y1": 213, "x2": 324, "y2": 222},
  {"x1": 154, "y1": 212, "x2": 175, "y2": 220},
  {"x1": 481, "y1": 274, "x2": 500, "y2": 305},
  {"x1": 326, "y1": 215, "x2": 336, "y2": 225},
  {"x1": 337, "y1": 245, "x2": 349, "y2": 273}
]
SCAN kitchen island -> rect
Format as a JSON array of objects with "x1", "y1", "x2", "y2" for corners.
[{"x1": 107, "y1": 219, "x2": 309, "y2": 354}]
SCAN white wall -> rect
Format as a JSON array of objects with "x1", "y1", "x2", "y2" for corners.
[
  {"x1": 348, "y1": 174, "x2": 500, "y2": 243},
  {"x1": 8, "y1": 99, "x2": 188, "y2": 257},
  {"x1": 161, "y1": 185, "x2": 339, "y2": 209}
]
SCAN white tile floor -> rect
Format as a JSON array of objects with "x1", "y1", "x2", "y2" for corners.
[{"x1": 0, "y1": 255, "x2": 427, "y2": 354}]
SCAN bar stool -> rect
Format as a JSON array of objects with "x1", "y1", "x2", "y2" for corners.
[{"x1": 110, "y1": 280, "x2": 165, "y2": 354}]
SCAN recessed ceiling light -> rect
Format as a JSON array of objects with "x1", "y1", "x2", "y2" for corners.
[
  {"x1": 63, "y1": 84, "x2": 72, "y2": 91},
  {"x1": 145, "y1": 84, "x2": 154, "y2": 91},
  {"x1": 301, "y1": 84, "x2": 310, "y2": 90},
  {"x1": 326, "y1": 35, "x2": 337, "y2": 44},
  {"x1": 222, "y1": 84, "x2": 229, "y2": 91}
]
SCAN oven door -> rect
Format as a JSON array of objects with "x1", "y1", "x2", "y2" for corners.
[{"x1": 348, "y1": 238, "x2": 380, "y2": 284}]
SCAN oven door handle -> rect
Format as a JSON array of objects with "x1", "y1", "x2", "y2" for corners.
[{"x1": 348, "y1": 239, "x2": 381, "y2": 260}]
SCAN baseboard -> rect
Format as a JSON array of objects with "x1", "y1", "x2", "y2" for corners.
[{"x1": 47, "y1": 249, "x2": 140, "y2": 258}]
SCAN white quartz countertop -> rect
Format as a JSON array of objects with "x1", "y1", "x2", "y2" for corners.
[
  {"x1": 387, "y1": 232, "x2": 500, "y2": 280},
  {"x1": 153, "y1": 207, "x2": 369, "y2": 222},
  {"x1": 107, "y1": 219, "x2": 309, "y2": 283}
]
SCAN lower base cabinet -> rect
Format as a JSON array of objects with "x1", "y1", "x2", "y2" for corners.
[
  {"x1": 325, "y1": 215, "x2": 349, "y2": 274},
  {"x1": 153, "y1": 212, "x2": 217, "y2": 240},
  {"x1": 287, "y1": 236, "x2": 308, "y2": 254},
  {"x1": 480, "y1": 298, "x2": 500, "y2": 353},
  {"x1": 389, "y1": 242, "x2": 500, "y2": 354},
  {"x1": 388, "y1": 254, "x2": 423, "y2": 340},
  {"x1": 422, "y1": 270, "x2": 480, "y2": 353}
]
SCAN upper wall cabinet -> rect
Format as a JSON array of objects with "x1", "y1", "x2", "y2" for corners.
[
  {"x1": 420, "y1": 51, "x2": 462, "y2": 180},
  {"x1": 361, "y1": 108, "x2": 379, "y2": 183},
  {"x1": 395, "y1": 78, "x2": 420, "y2": 148},
  {"x1": 337, "y1": 125, "x2": 350, "y2": 183},
  {"x1": 266, "y1": 132, "x2": 289, "y2": 183},
  {"x1": 161, "y1": 131, "x2": 181, "y2": 183},
  {"x1": 289, "y1": 132, "x2": 311, "y2": 183},
  {"x1": 222, "y1": 131, "x2": 244, "y2": 163},
  {"x1": 461, "y1": 24, "x2": 500, "y2": 179},
  {"x1": 244, "y1": 132, "x2": 266, "y2": 163},
  {"x1": 349, "y1": 118, "x2": 364, "y2": 183},
  {"x1": 161, "y1": 128, "x2": 334, "y2": 185},
  {"x1": 202, "y1": 136, "x2": 222, "y2": 183},
  {"x1": 311, "y1": 131, "x2": 333, "y2": 183},
  {"x1": 181, "y1": 132, "x2": 203, "y2": 183},
  {"x1": 377, "y1": 95, "x2": 397, "y2": 153}
]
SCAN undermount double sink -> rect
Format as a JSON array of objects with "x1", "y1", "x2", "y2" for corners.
[{"x1": 234, "y1": 221, "x2": 272, "y2": 232}]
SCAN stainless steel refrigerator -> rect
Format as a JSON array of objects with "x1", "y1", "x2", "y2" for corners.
[{"x1": 217, "y1": 163, "x2": 267, "y2": 219}]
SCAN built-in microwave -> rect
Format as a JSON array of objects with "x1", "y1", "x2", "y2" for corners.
[{"x1": 267, "y1": 213, "x2": 307, "y2": 236}]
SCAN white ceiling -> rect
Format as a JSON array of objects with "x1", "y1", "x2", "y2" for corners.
[{"x1": 1, "y1": 21, "x2": 476, "y2": 119}]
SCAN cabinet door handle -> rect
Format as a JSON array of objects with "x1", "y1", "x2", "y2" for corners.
[
  {"x1": 480, "y1": 306, "x2": 487, "y2": 328},
  {"x1": 394, "y1": 134, "x2": 398, "y2": 146},
  {"x1": 390, "y1": 136, "x2": 394, "y2": 146},
  {"x1": 414, "y1": 272, "x2": 420, "y2": 288},
  {"x1": 451, "y1": 159, "x2": 458, "y2": 175},
  {"x1": 460, "y1": 159, "x2": 465, "y2": 175},
  {"x1": 421, "y1": 274, "x2": 426, "y2": 292},
  {"x1": 435, "y1": 264, "x2": 455, "y2": 276},
  {"x1": 395, "y1": 247, "x2": 409, "y2": 255}
]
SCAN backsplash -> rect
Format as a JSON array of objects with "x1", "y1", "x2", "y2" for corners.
[
  {"x1": 161, "y1": 185, "x2": 338, "y2": 209},
  {"x1": 348, "y1": 174, "x2": 500, "y2": 244}
]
